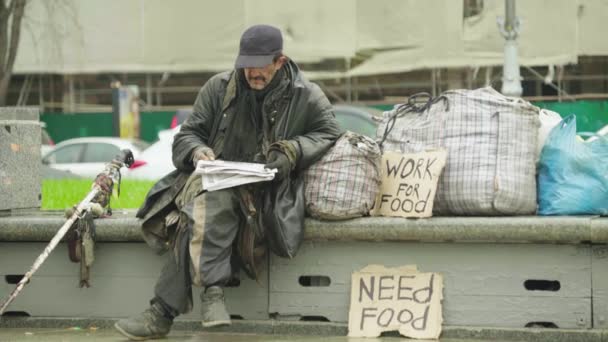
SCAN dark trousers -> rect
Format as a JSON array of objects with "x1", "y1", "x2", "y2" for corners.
[{"x1": 152, "y1": 174, "x2": 243, "y2": 315}]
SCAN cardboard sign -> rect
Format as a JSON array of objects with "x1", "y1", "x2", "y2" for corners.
[
  {"x1": 372, "y1": 149, "x2": 447, "y2": 218},
  {"x1": 348, "y1": 265, "x2": 443, "y2": 339}
]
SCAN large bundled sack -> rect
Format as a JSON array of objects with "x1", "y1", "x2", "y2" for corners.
[
  {"x1": 304, "y1": 131, "x2": 381, "y2": 220},
  {"x1": 538, "y1": 115, "x2": 608, "y2": 215},
  {"x1": 377, "y1": 87, "x2": 540, "y2": 215}
]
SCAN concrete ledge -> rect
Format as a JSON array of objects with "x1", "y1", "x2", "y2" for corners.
[
  {"x1": 0, "y1": 213, "x2": 143, "y2": 242},
  {"x1": 592, "y1": 218, "x2": 608, "y2": 242},
  {"x1": 307, "y1": 216, "x2": 596, "y2": 243},
  {"x1": 0, "y1": 210, "x2": 606, "y2": 244},
  {"x1": 0, "y1": 317, "x2": 604, "y2": 341}
]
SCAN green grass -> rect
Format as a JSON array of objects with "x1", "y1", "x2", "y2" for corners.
[{"x1": 42, "y1": 179, "x2": 155, "y2": 210}]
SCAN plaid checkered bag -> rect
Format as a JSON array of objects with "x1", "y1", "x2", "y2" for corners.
[
  {"x1": 377, "y1": 87, "x2": 540, "y2": 215},
  {"x1": 304, "y1": 131, "x2": 381, "y2": 220}
]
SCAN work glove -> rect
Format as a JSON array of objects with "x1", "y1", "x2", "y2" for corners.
[
  {"x1": 265, "y1": 149, "x2": 291, "y2": 181},
  {"x1": 192, "y1": 146, "x2": 215, "y2": 167}
]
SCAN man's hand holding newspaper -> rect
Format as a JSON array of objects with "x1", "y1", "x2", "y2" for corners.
[{"x1": 193, "y1": 160, "x2": 277, "y2": 191}]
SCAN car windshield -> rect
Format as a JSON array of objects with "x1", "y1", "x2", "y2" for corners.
[
  {"x1": 332, "y1": 105, "x2": 380, "y2": 138},
  {"x1": 82, "y1": 143, "x2": 122, "y2": 163},
  {"x1": 44, "y1": 144, "x2": 84, "y2": 164}
]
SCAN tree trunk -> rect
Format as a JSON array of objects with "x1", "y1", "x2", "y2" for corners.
[
  {"x1": 0, "y1": 0, "x2": 27, "y2": 106},
  {"x1": 0, "y1": 74, "x2": 10, "y2": 106}
]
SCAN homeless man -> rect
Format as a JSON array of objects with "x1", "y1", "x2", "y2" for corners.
[{"x1": 114, "y1": 24, "x2": 342, "y2": 340}]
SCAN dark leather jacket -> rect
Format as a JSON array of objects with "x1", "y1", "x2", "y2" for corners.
[{"x1": 136, "y1": 60, "x2": 341, "y2": 251}]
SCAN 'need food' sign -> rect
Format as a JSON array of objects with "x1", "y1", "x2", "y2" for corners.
[
  {"x1": 348, "y1": 265, "x2": 443, "y2": 339},
  {"x1": 372, "y1": 149, "x2": 447, "y2": 218}
]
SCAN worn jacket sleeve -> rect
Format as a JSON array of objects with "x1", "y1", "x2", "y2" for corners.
[
  {"x1": 172, "y1": 75, "x2": 223, "y2": 171},
  {"x1": 288, "y1": 84, "x2": 343, "y2": 171}
]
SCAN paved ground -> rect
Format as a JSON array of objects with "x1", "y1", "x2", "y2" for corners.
[{"x1": 0, "y1": 328, "x2": 517, "y2": 342}]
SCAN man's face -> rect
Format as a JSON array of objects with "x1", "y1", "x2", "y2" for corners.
[{"x1": 244, "y1": 57, "x2": 285, "y2": 90}]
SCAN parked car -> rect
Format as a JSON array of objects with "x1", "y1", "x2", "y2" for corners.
[
  {"x1": 332, "y1": 104, "x2": 383, "y2": 138},
  {"x1": 126, "y1": 127, "x2": 179, "y2": 180},
  {"x1": 42, "y1": 137, "x2": 149, "y2": 178},
  {"x1": 40, "y1": 122, "x2": 55, "y2": 157},
  {"x1": 170, "y1": 108, "x2": 192, "y2": 129}
]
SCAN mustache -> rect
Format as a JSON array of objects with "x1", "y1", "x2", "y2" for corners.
[{"x1": 248, "y1": 75, "x2": 266, "y2": 82}]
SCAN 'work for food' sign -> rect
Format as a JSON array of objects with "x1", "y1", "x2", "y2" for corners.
[
  {"x1": 348, "y1": 265, "x2": 443, "y2": 339},
  {"x1": 372, "y1": 149, "x2": 447, "y2": 218}
]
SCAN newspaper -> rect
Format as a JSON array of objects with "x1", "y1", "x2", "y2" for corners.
[{"x1": 194, "y1": 160, "x2": 276, "y2": 191}]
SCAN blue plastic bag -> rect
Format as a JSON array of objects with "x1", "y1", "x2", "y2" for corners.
[{"x1": 538, "y1": 114, "x2": 608, "y2": 215}]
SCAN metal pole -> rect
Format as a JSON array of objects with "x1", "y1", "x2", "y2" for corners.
[
  {"x1": 346, "y1": 58, "x2": 352, "y2": 103},
  {"x1": 523, "y1": 65, "x2": 575, "y2": 101},
  {"x1": 505, "y1": 0, "x2": 515, "y2": 27},
  {"x1": 79, "y1": 79, "x2": 85, "y2": 110},
  {"x1": 431, "y1": 69, "x2": 437, "y2": 97},
  {"x1": 50, "y1": 75, "x2": 55, "y2": 109},
  {"x1": 38, "y1": 75, "x2": 44, "y2": 107},
  {"x1": 69, "y1": 76, "x2": 76, "y2": 113},
  {"x1": 499, "y1": 0, "x2": 522, "y2": 97},
  {"x1": 485, "y1": 66, "x2": 493, "y2": 87},
  {"x1": 146, "y1": 74, "x2": 152, "y2": 108},
  {"x1": 557, "y1": 66, "x2": 563, "y2": 102}
]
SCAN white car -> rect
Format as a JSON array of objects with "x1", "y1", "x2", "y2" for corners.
[
  {"x1": 42, "y1": 137, "x2": 149, "y2": 178},
  {"x1": 40, "y1": 123, "x2": 56, "y2": 157},
  {"x1": 127, "y1": 126, "x2": 180, "y2": 180}
]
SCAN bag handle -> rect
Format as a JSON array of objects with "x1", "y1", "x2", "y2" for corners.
[
  {"x1": 378, "y1": 92, "x2": 450, "y2": 149},
  {"x1": 558, "y1": 114, "x2": 576, "y2": 129}
]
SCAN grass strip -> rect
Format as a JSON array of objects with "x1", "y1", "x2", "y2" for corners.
[{"x1": 42, "y1": 179, "x2": 155, "y2": 210}]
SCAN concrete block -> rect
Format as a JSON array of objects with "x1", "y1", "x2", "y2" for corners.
[
  {"x1": 0, "y1": 107, "x2": 41, "y2": 211},
  {"x1": 0, "y1": 242, "x2": 268, "y2": 320},
  {"x1": 592, "y1": 245, "x2": 608, "y2": 328},
  {"x1": 269, "y1": 241, "x2": 591, "y2": 328},
  {"x1": 0, "y1": 107, "x2": 40, "y2": 121}
]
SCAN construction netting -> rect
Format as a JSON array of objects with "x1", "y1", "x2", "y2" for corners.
[{"x1": 13, "y1": 0, "x2": 608, "y2": 77}]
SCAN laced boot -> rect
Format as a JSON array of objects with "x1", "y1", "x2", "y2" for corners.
[
  {"x1": 201, "y1": 286, "x2": 231, "y2": 328},
  {"x1": 114, "y1": 302, "x2": 173, "y2": 340}
]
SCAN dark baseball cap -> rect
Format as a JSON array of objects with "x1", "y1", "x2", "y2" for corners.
[{"x1": 235, "y1": 25, "x2": 283, "y2": 68}]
